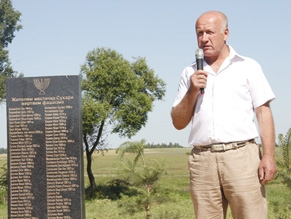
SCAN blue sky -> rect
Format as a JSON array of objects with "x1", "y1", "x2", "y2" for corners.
[{"x1": 1, "y1": 0, "x2": 290, "y2": 148}]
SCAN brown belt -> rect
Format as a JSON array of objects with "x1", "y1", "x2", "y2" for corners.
[{"x1": 195, "y1": 139, "x2": 256, "y2": 152}]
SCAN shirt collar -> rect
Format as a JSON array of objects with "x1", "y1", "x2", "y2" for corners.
[
  {"x1": 191, "y1": 45, "x2": 245, "y2": 68},
  {"x1": 228, "y1": 45, "x2": 245, "y2": 62},
  {"x1": 192, "y1": 45, "x2": 245, "y2": 66}
]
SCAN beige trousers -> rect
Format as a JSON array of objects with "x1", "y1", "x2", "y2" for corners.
[{"x1": 188, "y1": 143, "x2": 267, "y2": 219}]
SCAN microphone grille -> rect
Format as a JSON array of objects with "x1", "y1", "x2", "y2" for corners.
[{"x1": 195, "y1": 49, "x2": 204, "y2": 59}]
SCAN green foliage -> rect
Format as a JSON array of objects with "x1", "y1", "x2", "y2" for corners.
[
  {"x1": 267, "y1": 181, "x2": 291, "y2": 218},
  {"x1": 116, "y1": 140, "x2": 165, "y2": 218},
  {"x1": 117, "y1": 188, "x2": 150, "y2": 215},
  {"x1": 80, "y1": 47, "x2": 166, "y2": 191},
  {"x1": 81, "y1": 47, "x2": 166, "y2": 139},
  {"x1": 0, "y1": 149, "x2": 6, "y2": 154},
  {"x1": 0, "y1": 164, "x2": 7, "y2": 188},
  {"x1": 0, "y1": 164, "x2": 7, "y2": 204},
  {"x1": 116, "y1": 139, "x2": 146, "y2": 167},
  {"x1": 277, "y1": 128, "x2": 291, "y2": 189},
  {"x1": 0, "y1": 0, "x2": 22, "y2": 47},
  {"x1": 116, "y1": 186, "x2": 177, "y2": 217},
  {"x1": 0, "y1": 0, "x2": 22, "y2": 102}
]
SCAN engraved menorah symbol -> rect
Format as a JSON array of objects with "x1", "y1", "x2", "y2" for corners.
[{"x1": 34, "y1": 78, "x2": 50, "y2": 95}]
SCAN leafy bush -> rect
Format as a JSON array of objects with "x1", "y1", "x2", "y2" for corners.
[{"x1": 0, "y1": 164, "x2": 7, "y2": 204}]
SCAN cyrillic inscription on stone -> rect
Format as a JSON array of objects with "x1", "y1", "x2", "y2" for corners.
[{"x1": 7, "y1": 76, "x2": 85, "y2": 219}]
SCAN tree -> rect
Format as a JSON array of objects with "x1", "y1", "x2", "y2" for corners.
[
  {"x1": 116, "y1": 139, "x2": 164, "y2": 218},
  {"x1": 117, "y1": 139, "x2": 147, "y2": 169},
  {"x1": 0, "y1": 0, "x2": 22, "y2": 102},
  {"x1": 277, "y1": 128, "x2": 291, "y2": 188},
  {"x1": 80, "y1": 47, "x2": 166, "y2": 191}
]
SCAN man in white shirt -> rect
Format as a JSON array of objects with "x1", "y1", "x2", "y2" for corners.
[{"x1": 171, "y1": 11, "x2": 277, "y2": 219}]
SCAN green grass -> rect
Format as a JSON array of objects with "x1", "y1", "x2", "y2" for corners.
[{"x1": 0, "y1": 148, "x2": 291, "y2": 218}]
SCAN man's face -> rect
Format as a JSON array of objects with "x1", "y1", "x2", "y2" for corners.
[{"x1": 196, "y1": 15, "x2": 228, "y2": 60}]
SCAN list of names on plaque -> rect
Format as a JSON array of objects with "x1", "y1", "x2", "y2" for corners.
[
  {"x1": 7, "y1": 76, "x2": 84, "y2": 219},
  {"x1": 8, "y1": 106, "x2": 42, "y2": 218},
  {"x1": 8, "y1": 93, "x2": 82, "y2": 218},
  {"x1": 45, "y1": 104, "x2": 79, "y2": 218}
]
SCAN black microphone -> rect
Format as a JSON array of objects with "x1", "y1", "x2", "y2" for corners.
[{"x1": 195, "y1": 48, "x2": 204, "y2": 94}]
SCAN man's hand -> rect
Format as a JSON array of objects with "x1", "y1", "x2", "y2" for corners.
[
  {"x1": 256, "y1": 102, "x2": 277, "y2": 185},
  {"x1": 190, "y1": 70, "x2": 208, "y2": 93},
  {"x1": 258, "y1": 155, "x2": 277, "y2": 185}
]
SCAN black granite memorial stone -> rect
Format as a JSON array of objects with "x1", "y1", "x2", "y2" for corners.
[{"x1": 6, "y1": 76, "x2": 85, "y2": 219}]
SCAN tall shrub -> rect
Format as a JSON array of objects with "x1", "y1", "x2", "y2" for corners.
[
  {"x1": 277, "y1": 128, "x2": 291, "y2": 188},
  {"x1": 116, "y1": 139, "x2": 164, "y2": 218}
]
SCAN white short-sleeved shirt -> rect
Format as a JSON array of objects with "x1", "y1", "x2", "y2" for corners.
[{"x1": 172, "y1": 45, "x2": 275, "y2": 146}]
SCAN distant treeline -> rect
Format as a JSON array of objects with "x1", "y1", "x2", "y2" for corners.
[
  {"x1": 0, "y1": 148, "x2": 7, "y2": 154},
  {"x1": 145, "y1": 142, "x2": 184, "y2": 148}
]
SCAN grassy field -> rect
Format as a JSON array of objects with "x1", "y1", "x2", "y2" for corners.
[{"x1": 0, "y1": 148, "x2": 291, "y2": 218}]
